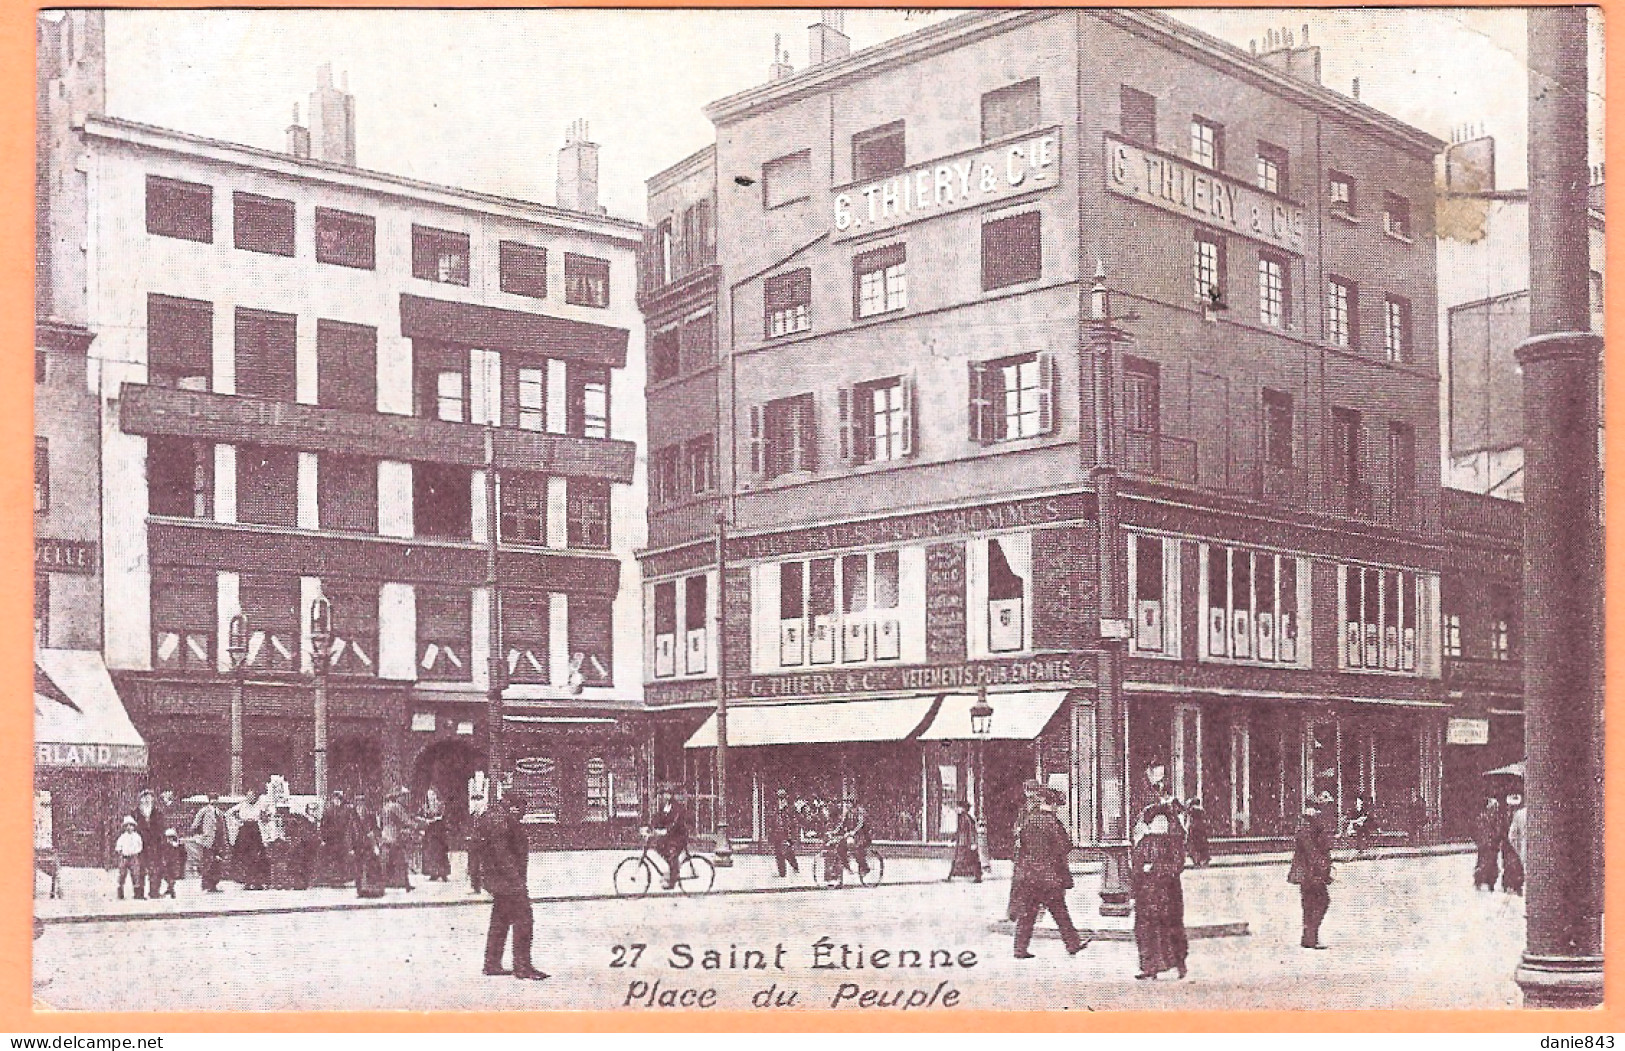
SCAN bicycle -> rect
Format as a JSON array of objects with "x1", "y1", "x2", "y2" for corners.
[
  {"x1": 811, "y1": 835, "x2": 885, "y2": 888},
  {"x1": 613, "y1": 831, "x2": 716, "y2": 897}
]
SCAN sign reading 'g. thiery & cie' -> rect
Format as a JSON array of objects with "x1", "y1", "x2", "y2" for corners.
[
  {"x1": 832, "y1": 127, "x2": 1061, "y2": 241},
  {"x1": 1105, "y1": 135, "x2": 1306, "y2": 254}
]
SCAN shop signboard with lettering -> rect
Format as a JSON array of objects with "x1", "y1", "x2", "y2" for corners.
[
  {"x1": 35, "y1": 538, "x2": 97, "y2": 574},
  {"x1": 1105, "y1": 135, "x2": 1306, "y2": 254}
]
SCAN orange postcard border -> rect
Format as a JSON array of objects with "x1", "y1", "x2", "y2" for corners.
[{"x1": 2, "y1": 0, "x2": 1619, "y2": 1032}]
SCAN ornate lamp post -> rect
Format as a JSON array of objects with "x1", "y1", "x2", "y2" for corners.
[
  {"x1": 309, "y1": 595, "x2": 333, "y2": 801},
  {"x1": 969, "y1": 686, "x2": 994, "y2": 875},
  {"x1": 227, "y1": 613, "x2": 249, "y2": 796},
  {"x1": 712, "y1": 509, "x2": 733, "y2": 867}
]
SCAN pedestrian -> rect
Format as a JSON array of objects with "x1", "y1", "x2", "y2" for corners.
[
  {"x1": 946, "y1": 800, "x2": 983, "y2": 882},
  {"x1": 283, "y1": 803, "x2": 318, "y2": 890},
  {"x1": 155, "y1": 828, "x2": 183, "y2": 898},
  {"x1": 1007, "y1": 780, "x2": 1046, "y2": 921},
  {"x1": 1501, "y1": 792, "x2": 1527, "y2": 895},
  {"x1": 350, "y1": 793, "x2": 385, "y2": 899},
  {"x1": 467, "y1": 785, "x2": 488, "y2": 895},
  {"x1": 189, "y1": 792, "x2": 227, "y2": 892},
  {"x1": 1184, "y1": 798, "x2": 1211, "y2": 867},
  {"x1": 476, "y1": 789, "x2": 547, "y2": 981},
  {"x1": 768, "y1": 789, "x2": 800, "y2": 878},
  {"x1": 1346, "y1": 794, "x2": 1374, "y2": 854},
  {"x1": 650, "y1": 790, "x2": 689, "y2": 890},
  {"x1": 1132, "y1": 812, "x2": 1187, "y2": 979},
  {"x1": 114, "y1": 816, "x2": 144, "y2": 900},
  {"x1": 1472, "y1": 797, "x2": 1503, "y2": 891},
  {"x1": 1287, "y1": 791, "x2": 1335, "y2": 949},
  {"x1": 380, "y1": 786, "x2": 423, "y2": 891},
  {"x1": 419, "y1": 787, "x2": 451, "y2": 882},
  {"x1": 316, "y1": 790, "x2": 354, "y2": 887},
  {"x1": 829, "y1": 791, "x2": 871, "y2": 883},
  {"x1": 1011, "y1": 787, "x2": 1088, "y2": 959},
  {"x1": 130, "y1": 788, "x2": 166, "y2": 899},
  {"x1": 231, "y1": 791, "x2": 269, "y2": 890}
]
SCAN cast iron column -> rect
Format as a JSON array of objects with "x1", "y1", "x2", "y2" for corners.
[
  {"x1": 1514, "y1": 4, "x2": 1604, "y2": 1009},
  {"x1": 310, "y1": 596, "x2": 332, "y2": 801},
  {"x1": 485, "y1": 428, "x2": 507, "y2": 789},
  {"x1": 227, "y1": 614, "x2": 248, "y2": 796},
  {"x1": 713, "y1": 510, "x2": 733, "y2": 865}
]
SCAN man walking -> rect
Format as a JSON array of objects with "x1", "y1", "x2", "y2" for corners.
[
  {"x1": 475, "y1": 790, "x2": 547, "y2": 981},
  {"x1": 1288, "y1": 790, "x2": 1335, "y2": 949},
  {"x1": 189, "y1": 792, "x2": 226, "y2": 892},
  {"x1": 768, "y1": 789, "x2": 800, "y2": 878},
  {"x1": 1010, "y1": 787, "x2": 1088, "y2": 959}
]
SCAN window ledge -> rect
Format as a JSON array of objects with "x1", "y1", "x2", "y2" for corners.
[
  {"x1": 1331, "y1": 211, "x2": 1360, "y2": 225},
  {"x1": 1199, "y1": 656, "x2": 1310, "y2": 671},
  {"x1": 1384, "y1": 230, "x2": 1414, "y2": 245}
]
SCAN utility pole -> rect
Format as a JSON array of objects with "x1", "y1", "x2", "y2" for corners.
[
  {"x1": 712, "y1": 510, "x2": 734, "y2": 866},
  {"x1": 1514, "y1": 5, "x2": 1603, "y2": 1009},
  {"x1": 485, "y1": 426, "x2": 507, "y2": 792}
]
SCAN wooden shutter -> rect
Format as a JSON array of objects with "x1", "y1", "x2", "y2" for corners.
[
  {"x1": 968, "y1": 361, "x2": 989, "y2": 444},
  {"x1": 837, "y1": 387, "x2": 854, "y2": 464},
  {"x1": 801, "y1": 395, "x2": 819, "y2": 473},
  {"x1": 899, "y1": 374, "x2": 917, "y2": 457},
  {"x1": 1037, "y1": 352, "x2": 1058, "y2": 435},
  {"x1": 748, "y1": 404, "x2": 765, "y2": 478}
]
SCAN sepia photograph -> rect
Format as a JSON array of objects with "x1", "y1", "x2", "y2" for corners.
[{"x1": 28, "y1": 4, "x2": 1607, "y2": 1016}]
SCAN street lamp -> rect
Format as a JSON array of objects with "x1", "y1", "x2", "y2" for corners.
[
  {"x1": 227, "y1": 613, "x2": 249, "y2": 796},
  {"x1": 970, "y1": 686, "x2": 994, "y2": 875},
  {"x1": 712, "y1": 509, "x2": 733, "y2": 867},
  {"x1": 309, "y1": 595, "x2": 333, "y2": 801}
]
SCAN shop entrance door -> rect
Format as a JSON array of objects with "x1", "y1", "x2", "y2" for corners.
[
  {"x1": 984, "y1": 741, "x2": 1034, "y2": 860},
  {"x1": 412, "y1": 739, "x2": 486, "y2": 843},
  {"x1": 1229, "y1": 721, "x2": 1251, "y2": 835}
]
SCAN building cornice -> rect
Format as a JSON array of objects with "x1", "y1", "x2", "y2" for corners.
[
  {"x1": 35, "y1": 319, "x2": 96, "y2": 353},
  {"x1": 647, "y1": 144, "x2": 715, "y2": 194}
]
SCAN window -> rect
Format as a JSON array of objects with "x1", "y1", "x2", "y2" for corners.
[
  {"x1": 1444, "y1": 611, "x2": 1463, "y2": 659},
  {"x1": 1490, "y1": 584, "x2": 1515, "y2": 661},
  {"x1": 503, "y1": 590, "x2": 550, "y2": 684},
  {"x1": 685, "y1": 436, "x2": 715, "y2": 495},
  {"x1": 1204, "y1": 545, "x2": 1306, "y2": 666},
  {"x1": 653, "y1": 580, "x2": 678, "y2": 678},
  {"x1": 841, "y1": 550, "x2": 901, "y2": 662},
  {"x1": 315, "y1": 208, "x2": 375, "y2": 269},
  {"x1": 1120, "y1": 86, "x2": 1157, "y2": 146},
  {"x1": 772, "y1": 552, "x2": 903, "y2": 668},
  {"x1": 1128, "y1": 533, "x2": 1181, "y2": 657},
  {"x1": 854, "y1": 243, "x2": 907, "y2": 318},
  {"x1": 147, "y1": 294, "x2": 213, "y2": 390},
  {"x1": 436, "y1": 369, "x2": 465, "y2": 422},
  {"x1": 321, "y1": 580, "x2": 379, "y2": 677},
  {"x1": 981, "y1": 78, "x2": 1040, "y2": 142},
  {"x1": 1331, "y1": 407, "x2": 1363, "y2": 508},
  {"x1": 1340, "y1": 565, "x2": 1424, "y2": 672},
  {"x1": 1193, "y1": 232, "x2": 1225, "y2": 306},
  {"x1": 499, "y1": 241, "x2": 548, "y2": 299},
  {"x1": 235, "y1": 308, "x2": 297, "y2": 402},
  {"x1": 1326, "y1": 277, "x2": 1356, "y2": 348},
  {"x1": 417, "y1": 587, "x2": 470, "y2": 681},
  {"x1": 151, "y1": 568, "x2": 215, "y2": 673},
  {"x1": 763, "y1": 150, "x2": 812, "y2": 209},
  {"x1": 852, "y1": 121, "x2": 905, "y2": 182},
  {"x1": 841, "y1": 376, "x2": 915, "y2": 464},
  {"x1": 411, "y1": 225, "x2": 470, "y2": 285},
  {"x1": 34, "y1": 439, "x2": 48, "y2": 514},
  {"x1": 232, "y1": 192, "x2": 295, "y2": 256},
  {"x1": 765, "y1": 268, "x2": 812, "y2": 338},
  {"x1": 569, "y1": 598, "x2": 614, "y2": 687},
  {"x1": 1383, "y1": 194, "x2": 1412, "y2": 239},
  {"x1": 35, "y1": 574, "x2": 49, "y2": 648},
  {"x1": 1263, "y1": 389, "x2": 1294, "y2": 468},
  {"x1": 318, "y1": 453, "x2": 377, "y2": 534},
  {"x1": 239, "y1": 574, "x2": 300, "y2": 673},
  {"x1": 1123, "y1": 357, "x2": 1159, "y2": 435},
  {"x1": 317, "y1": 320, "x2": 376, "y2": 412},
  {"x1": 567, "y1": 364, "x2": 610, "y2": 438},
  {"x1": 1255, "y1": 144, "x2": 1288, "y2": 196},
  {"x1": 567, "y1": 479, "x2": 611, "y2": 550},
  {"x1": 753, "y1": 392, "x2": 817, "y2": 478},
  {"x1": 982, "y1": 535, "x2": 1029, "y2": 654},
  {"x1": 1388, "y1": 421, "x2": 1416, "y2": 521},
  {"x1": 499, "y1": 472, "x2": 546, "y2": 543},
  {"x1": 1190, "y1": 118, "x2": 1223, "y2": 170},
  {"x1": 517, "y1": 367, "x2": 545, "y2": 431},
  {"x1": 683, "y1": 577, "x2": 709, "y2": 673},
  {"x1": 1329, "y1": 172, "x2": 1356, "y2": 216},
  {"x1": 148, "y1": 438, "x2": 213, "y2": 519},
  {"x1": 650, "y1": 328, "x2": 680, "y2": 385},
  {"x1": 653, "y1": 574, "x2": 710, "y2": 678},
  {"x1": 981, "y1": 211, "x2": 1042, "y2": 290},
  {"x1": 969, "y1": 352, "x2": 1056, "y2": 443},
  {"x1": 236, "y1": 445, "x2": 298, "y2": 527},
  {"x1": 564, "y1": 253, "x2": 611, "y2": 308},
  {"x1": 680, "y1": 316, "x2": 715, "y2": 374},
  {"x1": 584, "y1": 758, "x2": 611, "y2": 822},
  {"x1": 1384, "y1": 296, "x2": 1412, "y2": 363},
  {"x1": 1258, "y1": 254, "x2": 1288, "y2": 327},
  {"x1": 414, "y1": 462, "x2": 471, "y2": 540},
  {"x1": 511, "y1": 756, "x2": 560, "y2": 823},
  {"x1": 145, "y1": 175, "x2": 212, "y2": 243},
  {"x1": 652, "y1": 445, "x2": 681, "y2": 507},
  {"x1": 652, "y1": 220, "x2": 673, "y2": 287}
]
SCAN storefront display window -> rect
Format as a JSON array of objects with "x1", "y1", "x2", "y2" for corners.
[
  {"x1": 1339, "y1": 564, "x2": 1428, "y2": 673},
  {"x1": 1128, "y1": 533, "x2": 1180, "y2": 657},
  {"x1": 1200, "y1": 544, "x2": 1307, "y2": 666},
  {"x1": 754, "y1": 550, "x2": 921, "y2": 672}
]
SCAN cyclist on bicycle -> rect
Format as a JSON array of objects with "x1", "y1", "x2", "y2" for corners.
[
  {"x1": 829, "y1": 790, "x2": 871, "y2": 883},
  {"x1": 650, "y1": 790, "x2": 689, "y2": 890}
]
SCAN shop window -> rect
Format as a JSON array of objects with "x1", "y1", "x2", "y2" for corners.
[
  {"x1": 148, "y1": 294, "x2": 213, "y2": 390},
  {"x1": 315, "y1": 208, "x2": 375, "y2": 270},
  {"x1": 1190, "y1": 117, "x2": 1223, "y2": 170},
  {"x1": 1128, "y1": 533, "x2": 1180, "y2": 657},
  {"x1": 1383, "y1": 193, "x2": 1412, "y2": 239},
  {"x1": 852, "y1": 120, "x2": 905, "y2": 182},
  {"x1": 414, "y1": 462, "x2": 472, "y2": 540},
  {"x1": 1193, "y1": 232, "x2": 1225, "y2": 306},
  {"x1": 412, "y1": 225, "x2": 470, "y2": 285},
  {"x1": 763, "y1": 149, "x2": 811, "y2": 209},
  {"x1": 148, "y1": 438, "x2": 213, "y2": 519},
  {"x1": 840, "y1": 376, "x2": 914, "y2": 464},
  {"x1": 235, "y1": 308, "x2": 297, "y2": 402},
  {"x1": 236, "y1": 445, "x2": 297, "y2": 527},
  {"x1": 1339, "y1": 564, "x2": 1423, "y2": 673},
  {"x1": 417, "y1": 587, "x2": 470, "y2": 681},
  {"x1": 318, "y1": 453, "x2": 377, "y2": 534},
  {"x1": 585, "y1": 757, "x2": 611, "y2": 822},
  {"x1": 511, "y1": 756, "x2": 560, "y2": 823},
  {"x1": 1305, "y1": 719, "x2": 1339, "y2": 804},
  {"x1": 752, "y1": 392, "x2": 817, "y2": 479},
  {"x1": 232, "y1": 192, "x2": 295, "y2": 257},
  {"x1": 504, "y1": 590, "x2": 550, "y2": 684},
  {"x1": 1444, "y1": 611, "x2": 1463, "y2": 659},
  {"x1": 651, "y1": 445, "x2": 680, "y2": 507},
  {"x1": 34, "y1": 574, "x2": 49, "y2": 648},
  {"x1": 686, "y1": 436, "x2": 715, "y2": 496},
  {"x1": 499, "y1": 471, "x2": 546, "y2": 544},
  {"x1": 653, "y1": 581, "x2": 678, "y2": 678},
  {"x1": 762, "y1": 553, "x2": 913, "y2": 670},
  {"x1": 1258, "y1": 254, "x2": 1288, "y2": 327},
  {"x1": 499, "y1": 241, "x2": 547, "y2": 299},
  {"x1": 317, "y1": 320, "x2": 377, "y2": 412},
  {"x1": 1263, "y1": 390, "x2": 1294, "y2": 468},
  {"x1": 841, "y1": 550, "x2": 901, "y2": 662},
  {"x1": 1384, "y1": 295, "x2": 1412, "y2": 363},
  {"x1": 239, "y1": 574, "x2": 300, "y2": 673},
  {"x1": 650, "y1": 328, "x2": 680, "y2": 384},
  {"x1": 981, "y1": 78, "x2": 1040, "y2": 142},
  {"x1": 969, "y1": 352, "x2": 1056, "y2": 443},
  {"x1": 569, "y1": 598, "x2": 614, "y2": 687},
  {"x1": 1255, "y1": 143, "x2": 1288, "y2": 196},
  {"x1": 1120, "y1": 85, "x2": 1157, "y2": 146},
  {"x1": 1326, "y1": 276, "x2": 1357, "y2": 348},
  {"x1": 34, "y1": 439, "x2": 48, "y2": 514},
  {"x1": 765, "y1": 268, "x2": 812, "y2": 338},
  {"x1": 567, "y1": 364, "x2": 610, "y2": 438},
  {"x1": 564, "y1": 253, "x2": 610, "y2": 308},
  {"x1": 146, "y1": 175, "x2": 212, "y2": 243},
  {"x1": 853, "y1": 243, "x2": 907, "y2": 319},
  {"x1": 321, "y1": 580, "x2": 378, "y2": 677},
  {"x1": 516, "y1": 367, "x2": 545, "y2": 431},
  {"x1": 684, "y1": 575, "x2": 709, "y2": 674},
  {"x1": 655, "y1": 574, "x2": 711, "y2": 678},
  {"x1": 1202, "y1": 545, "x2": 1306, "y2": 666},
  {"x1": 1490, "y1": 584, "x2": 1514, "y2": 661},
  {"x1": 151, "y1": 569, "x2": 215, "y2": 672},
  {"x1": 1329, "y1": 172, "x2": 1356, "y2": 216},
  {"x1": 1171, "y1": 704, "x2": 1202, "y2": 804},
  {"x1": 981, "y1": 534, "x2": 1030, "y2": 655},
  {"x1": 981, "y1": 211, "x2": 1042, "y2": 291}
]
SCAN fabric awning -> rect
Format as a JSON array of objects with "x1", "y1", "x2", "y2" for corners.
[
  {"x1": 35, "y1": 649, "x2": 148, "y2": 770},
  {"x1": 917, "y1": 690, "x2": 1069, "y2": 741},
  {"x1": 684, "y1": 696, "x2": 939, "y2": 749}
]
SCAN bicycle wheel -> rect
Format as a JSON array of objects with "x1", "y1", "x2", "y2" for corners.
[
  {"x1": 857, "y1": 849, "x2": 885, "y2": 887},
  {"x1": 677, "y1": 854, "x2": 716, "y2": 895},
  {"x1": 613, "y1": 856, "x2": 653, "y2": 898}
]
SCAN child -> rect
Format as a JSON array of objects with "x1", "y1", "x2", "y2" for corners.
[
  {"x1": 157, "y1": 827, "x2": 183, "y2": 898},
  {"x1": 114, "y1": 816, "x2": 144, "y2": 899}
]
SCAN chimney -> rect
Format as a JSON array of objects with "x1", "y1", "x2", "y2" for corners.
[
  {"x1": 1351, "y1": 77, "x2": 1361, "y2": 100},
  {"x1": 308, "y1": 63, "x2": 356, "y2": 166},
  {"x1": 1257, "y1": 22, "x2": 1321, "y2": 84},
  {"x1": 286, "y1": 103, "x2": 311, "y2": 159},
  {"x1": 557, "y1": 119, "x2": 600, "y2": 214},
  {"x1": 770, "y1": 33, "x2": 795, "y2": 80},
  {"x1": 808, "y1": 10, "x2": 850, "y2": 66}
]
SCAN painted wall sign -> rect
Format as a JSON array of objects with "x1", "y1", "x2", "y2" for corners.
[
  {"x1": 1105, "y1": 136, "x2": 1306, "y2": 254},
  {"x1": 1446, "y1": 717, "x2": 1490, "y2": 745},
  {"x1": 924, "y1": 543, "x2": 967, "y2": 664},
  {"x1": 37, "y1": 742, "x2": 148, "y2": 770},
  {"x1": 832, "y1": 127, "x2": 1061, "y2": 241},
  {"x1": 643, "y1": 654, "x2": 1091, "y2": 706},
  {"x1": 36, "y1": 538, "x2": 98, "y2": 574}
]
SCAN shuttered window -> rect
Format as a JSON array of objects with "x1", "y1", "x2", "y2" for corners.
[
  {"x1": 569, "y1": 599, "x2": 614, "y2": 687},
  {"x1": 322, "y1": 580, "x2": 379, "y2": 677},
  {"x1": 968, "y1": 353, "x2": 1056, "y2": 443},
  {"x1": 147, "y1": 294, "x2": 212, "y2": 390},
  {"x1": 317, "y1": 320, "x2": 376, "y2": 412},
  {"x1": 315, "y1": 208, "x2": 375, "y2": 269},
  {"x1": 499, "y1": 241, "x2": 548, "y2": 299},
  {"x1": 418, "y1": 587, "x2": 471, "y2": 681},
  {"x1": 240, "y1": 574, "x2": 300, "y2": 673},
  {"x1": 235, "y1": 308, "x2": 297, "y2": 401},
  {"x1": 318, "y1": 453, "x2": 377, "y2": 534},
  {"x1": 504, "y1": 590, "x2": 550, "y2": 684},
  {"x1": 146, "y1": 175, "x2": 212, "y2": 243},
  {"x1": 152, "y1": 568, "x2": 215, "y2": 672},
  {"x1": 236, "y1": 445, "x2": 298, "y2": 527},
  {"x1": 764, "y1": 268, "x2": 812, "y2": 338},
  {"x1": 981, "y1": 79, "x2": 1040, "y2": 142},
  {"x1": 981, "y1": 211, "x2": 1042, "y2": 290},
  {"x1": 233, "y1": 192, "x2": 295, "y2": 256}
]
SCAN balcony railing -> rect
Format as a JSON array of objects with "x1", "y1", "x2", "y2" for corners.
[{"x1": 1122, "y1": 431, "x2": 1197, "y2": 485}]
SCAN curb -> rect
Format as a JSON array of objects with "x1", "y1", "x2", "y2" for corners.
[{"x1": 988, "y1": 920, "x2": 1251, "y2": 942}]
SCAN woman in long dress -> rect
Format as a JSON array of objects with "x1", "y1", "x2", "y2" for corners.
[
  {"x1": 1472, "y1": 798, "x2": 1503, "y2": 891},
  {"x1": 945, "y1": 800, "x2": 983, "y2": 882},
  {"x1": 231, "y1": 792, "x2": 268, "y2": 891},
  {"x1": 418, "y1": 788, "x2": 451, "y2": 882},
  {"x1": 1132, "y1": 812, "x2": 1188, "y2": 980},
  {"x1": 350, "y1": 794, "x2": 385, "y2": 899}
]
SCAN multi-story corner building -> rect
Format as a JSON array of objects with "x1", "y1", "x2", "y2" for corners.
[
  {"x1": 39, "y1": 12, "x2": 650, "y2": 849},
  {"x1": 639, "y1": 9, "x2": 1454, "y2": 861}
]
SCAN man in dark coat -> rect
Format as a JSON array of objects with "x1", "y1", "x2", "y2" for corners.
[
  {"x1": 1473, "y1": 797, "x2": 1504, "y2": 891},
  {"x1": 189, "y1": 793, "x2": 227, "y2": 892},
  {"x1": 1287, "y1": 791, "x2": 1335, "y2": 949},
  {"x1": 130, "y1": 789, "x2": 165, "y2": 899},
  {"x1": 650, "y1": 791, "x2": 689, "y2": 890},
  {"x1": 1010, "y1": 788, "x2": 1088, "y2": 958},
  {"x1": 768, "y1": 789, "x2": 800, "y2": 878},
  {"x1": 476, "y1": 790, "x2": 547, "y2": 980}
]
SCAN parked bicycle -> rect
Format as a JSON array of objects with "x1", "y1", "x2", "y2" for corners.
[
  {"x1": 613, "y1": 830, "x2": 716, "y2": 896},
  {"x1": 812, "y1": 834, "x2": 885, "y2": 888}
]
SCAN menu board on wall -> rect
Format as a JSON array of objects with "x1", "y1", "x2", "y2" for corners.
[
  {"x1": 1032, "y1": 525, "x2": 1098, "y2": 651},
  {"x1": 925, "y1": 542, "x2": 967, "y2": 664},
  {"x1": 722, "y1": 566, "x2": 753, "y2": 678}
]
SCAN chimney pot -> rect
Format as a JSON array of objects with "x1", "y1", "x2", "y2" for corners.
[
  {"x1": 1352, "y1": 77, "x2": 1360, "y2": 99},
  {"x1": 309, "y1": 63, "x2": 356, "y2": 165},
  {"x1": 557, "y1": 119, "x2": 600, "y2": 213}
]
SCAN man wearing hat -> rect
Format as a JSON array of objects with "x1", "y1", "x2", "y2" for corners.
[
  {"x1": 189, "y1": 792, "x2": 227, "y2": 892},
  {"x1": 129, "y1": 788, "x2": 167, "y2": 899},
  {"x1": 767, "y1": 788, "x2": 800, "y2": 878},
  {"x1": 113, "y1": 816, "x2": 144, "y2": 899},
  {"x1": 1010, "y1": 786, "x2": 1088, "y2": 958},
  {"x1": 475, "y1": 789, "x2": 547, "y2": 980},
  {"x1": 1287, "y1": 790, "x2": 1336, "y2": 949}
]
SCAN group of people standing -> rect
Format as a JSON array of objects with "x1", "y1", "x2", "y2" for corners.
[
  {"x1": 764, "y1": 789, "x2": 872, "y2": 884},
  {"x1": 310, "y1": 785, "x2": 454, "y2": 897},
  {"x1": 112, "y1": 789, "x2": 186, "y2": 899},
  {"x1": 1472, "y1": 793, "x2": 1527, "y2": 894}
]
